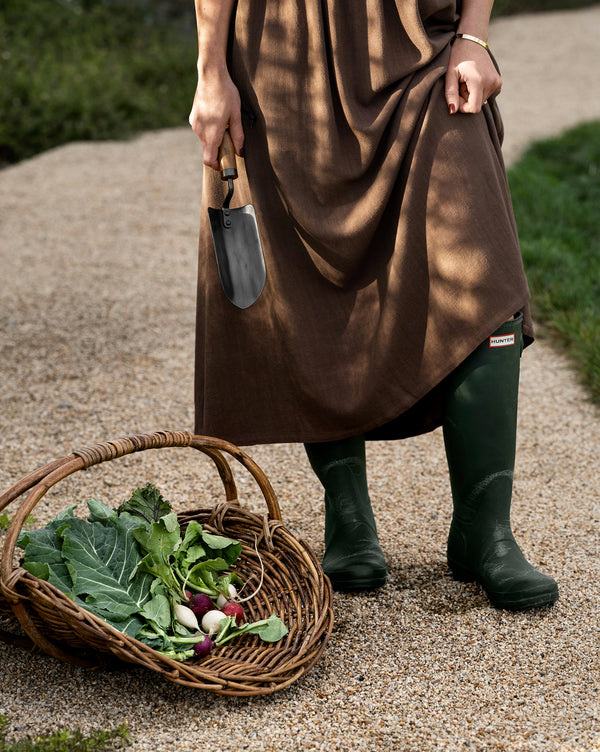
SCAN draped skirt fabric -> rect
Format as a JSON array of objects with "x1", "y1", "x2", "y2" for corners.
[{"x1": 194, "y1": 0, "x2": 533, "y2": 446}]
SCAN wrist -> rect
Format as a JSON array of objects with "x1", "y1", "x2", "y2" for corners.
[
  {"x1": 456, "y1": 0, "x2": 493, "y2": 42},
  {"x1": 197, "y1": 55, "x2": 229, "y2": 80},
  {"x1": 456, "y1": 30, "x2": 488, "y2": 44},
  {"x1": 454, "y1": 32, "x2": 489, "y2": 50}
]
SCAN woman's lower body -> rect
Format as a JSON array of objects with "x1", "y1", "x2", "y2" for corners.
[
  {"x1": 195, "y1": 2, "x2": 558, "y2": 609},
  {"x1": 305, "y1": 314, "x2": 559, "y2": 610}
]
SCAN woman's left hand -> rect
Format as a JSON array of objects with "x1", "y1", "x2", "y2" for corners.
[{"x1": 445, "y1": 37, "x2": 503, "y2": 115}]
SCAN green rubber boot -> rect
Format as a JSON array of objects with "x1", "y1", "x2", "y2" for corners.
[
  {"x1": 443, "y1": 314, "x2": 559, "y2": 610},
  {"x1": 305, "y1": 435, "x2": 388, "y2": 591}
]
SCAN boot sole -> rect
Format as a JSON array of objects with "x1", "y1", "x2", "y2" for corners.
[
  {"x1": 326, "y1": 570, "x2": 388, "y2": 592},
  {"x1": 488, "y1": 587, "x2": 559, "y2": 611},
  {"x1": 449, "y1": 559, "x2": 559, "y2": 610}
]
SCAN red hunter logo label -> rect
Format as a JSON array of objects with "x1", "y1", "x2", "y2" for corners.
[{"x1": 489, "y1": 333, "x2": 516, "y2": 348}]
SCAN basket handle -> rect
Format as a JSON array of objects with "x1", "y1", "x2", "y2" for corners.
[{"x1": 1, "y1": 430, "x2": 281, "y2": 588}]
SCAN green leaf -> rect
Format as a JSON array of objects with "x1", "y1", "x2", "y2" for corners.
[
  {"x1": 201, "y1": 532, "x2": 242, "y2": 565},
  {"x1": 86, "y1": 497, "x2": 117, "y2": 525},
  {"x1": 117, "y1": 483, "x2": 171, "y2": 527},
  {"x1": 183, "y1": 558, "x2": 231, "y2": 595},
  {"x1": 140, "y1": 592, "x2": 172, "y2": 630},
  {"x1": 176, "y1": 520, "x2": 206, "y2": 568},
  {"x1": 180, "y1": 520, "x2": 204, "y2": 548},
  {"x1": 131, "y1": 513, "x2": 182, "y2": 600},
  {"x1": 133, "y1": 513, "x2": 181, "y2": 560},
  {"x1": 18, "y1": 506, "x2": 79, "y2": 595},
  {"x1": 61, "y1": 514, "x2": 153, "y2": 622},
  {"x1": 18, "y1": 504, "x2": 77, "y2": 545},
  {"x1": 214, "y1": 613, "x2": 289, "y2": 646},
  {"x1": 112, "y1": 613, "x2": 146, "y2": 638},
  {"x1": 173, "y1": 523, "x2": 242, "y2": 597},
  {"x1": 20, "y1": 527, "x2": 74, "y2": 595},
  {"x1": 251, "y1": 614, "x2": 289, "y2": 643},
  {"x1": 133, "y1": 552, "x2": 180, "y2": 603},
  {"x1": 17, "y1": 501, "x2": 154, "y2": 630}
]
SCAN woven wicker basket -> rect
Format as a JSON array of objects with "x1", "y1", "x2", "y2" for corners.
[{"x1": 0, "y1": 431, "x2": 333, "y2": 696}]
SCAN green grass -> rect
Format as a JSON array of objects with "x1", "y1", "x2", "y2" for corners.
[
  {"x1": 0, "y1": 0, "x2": 197, "y2": 165},
  {"x1": 508, "y1": 121, "x2": 600, "y2": 404},
  {"x1": 0, "y1": 717, "x2": 129, "y2": 752},
  {"x1": 0, "y1": 512, "x2": 36, "y2": 531}
]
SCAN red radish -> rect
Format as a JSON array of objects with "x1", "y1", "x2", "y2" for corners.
[
  {"x1": 221, "y1": 600, "x2": 244, "y2": 626},
  {"x1": 216, "y1": 585, "x2": 238, "y2": 608},
  {"x1": 188, "y1": 593, "x2": 214, "y2": 618},
  {"x1": 193, "y1": 635, "x2": 213, "y2": 658}
]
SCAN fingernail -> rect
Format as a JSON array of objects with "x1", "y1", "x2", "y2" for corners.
[{"x1": 448, "y1": 103, "x2": 456, "y2": 115}]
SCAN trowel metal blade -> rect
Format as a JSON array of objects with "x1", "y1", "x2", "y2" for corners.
[{"x1": 208, "y1": 204, "x2": 266, "y2": 309}]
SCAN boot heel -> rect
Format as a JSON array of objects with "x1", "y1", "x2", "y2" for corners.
[{"x1": 448, "y1": 558, "x2": 476, "y2": 583}]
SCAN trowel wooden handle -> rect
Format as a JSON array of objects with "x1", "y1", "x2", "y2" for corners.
[{"x1": 218, "y1": 130, "x2": 238, "y2": 181}]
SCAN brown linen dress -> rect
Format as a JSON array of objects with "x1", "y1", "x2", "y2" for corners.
[{"x1": 194, "y1": 0, "x2": 533, "y2": 446}]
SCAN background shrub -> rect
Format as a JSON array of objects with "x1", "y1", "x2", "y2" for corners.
[{"x1": 0, "y1": 0, "x2": 197, "y2": 165}]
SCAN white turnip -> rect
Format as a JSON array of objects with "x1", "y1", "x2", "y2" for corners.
[
  {"x1": 174, "y1": 603, "x2": 200, "y2": 631},
  {"x1": 216, "y1": 584, "x2": 238, "y2": 608},
  {"x1": 201, "y1": 609, "x2": 228, "y2": 636}
]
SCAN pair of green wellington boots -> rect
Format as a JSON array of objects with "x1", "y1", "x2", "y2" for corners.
[{"x1": 305, "y1": 314, "x2": 559, "y2": 609}]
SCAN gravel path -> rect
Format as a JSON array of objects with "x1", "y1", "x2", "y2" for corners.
[{"x1": 1, "y1": 7, "x2": 599, "y2": 751}]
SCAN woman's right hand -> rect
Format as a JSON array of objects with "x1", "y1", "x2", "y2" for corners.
[{"x1": 189, "y1": 67, "x2": 244, "y2": 171}]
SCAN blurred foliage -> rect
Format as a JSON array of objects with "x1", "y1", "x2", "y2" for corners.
[{"x1": 0, "y1": 0, "x2": 196, "y2": 165}]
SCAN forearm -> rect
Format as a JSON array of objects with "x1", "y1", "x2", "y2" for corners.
[
  {"x1": 457, "y1": 0, "x2": 494, "y2": 41},
  {"x1": 446, "y1": 0, "x2": 501, "y2": 114},
  {"x1": 194, "y1": 0, "x2": 237, "y2": 75},
  {"x1": 190, "y1": 0, "x2": 243, "y2": 167}
]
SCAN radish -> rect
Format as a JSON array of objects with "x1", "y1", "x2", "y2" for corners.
[
  {"x1": 193, "y1": 635, "x2": 213, "y2": 658},
  {"x1": 216, "y1": 584, "x2": 238, "y2": 608},
  {"x1": 221, "y1": 600, "x2": 244, "y2": 625},
  {"x1": 174, "y1": 603, "x2": 200, "y2": 631},
  {"x1": 188, "y1": 592, "x2": 214, "y2": 618},
  {"x1": 201, "y1": 609, "x2": 228, "y2": 636}
]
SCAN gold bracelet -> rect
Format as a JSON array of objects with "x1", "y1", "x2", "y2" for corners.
[{"x1": 454, "y1": 32, "x2": 489, "y2": 51}]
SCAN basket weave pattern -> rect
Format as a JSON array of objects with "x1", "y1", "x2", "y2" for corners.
[{"x1": 0, "y1": 431, "x2": 333, "y2": 695}]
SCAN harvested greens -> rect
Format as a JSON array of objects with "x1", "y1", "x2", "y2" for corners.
[{"x1": 17, "y1": 484, "x2": 288, "y2": 660}]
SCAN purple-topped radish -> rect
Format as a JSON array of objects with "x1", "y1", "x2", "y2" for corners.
[
  {"x1": 193, "y1": 635, "x2": 213, "y2": 657},
  {"x1": 188, "y1": 592, "x2": 214, "y2": 618}
]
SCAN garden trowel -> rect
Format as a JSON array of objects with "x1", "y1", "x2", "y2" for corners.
[{"x1": 208, "y1": 131, "x2": 266, "y2": 309}]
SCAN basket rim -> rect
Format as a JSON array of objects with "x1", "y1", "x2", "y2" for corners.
[{"x1": 0, "y1": 431, "x2": 334, "y2": 695}]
